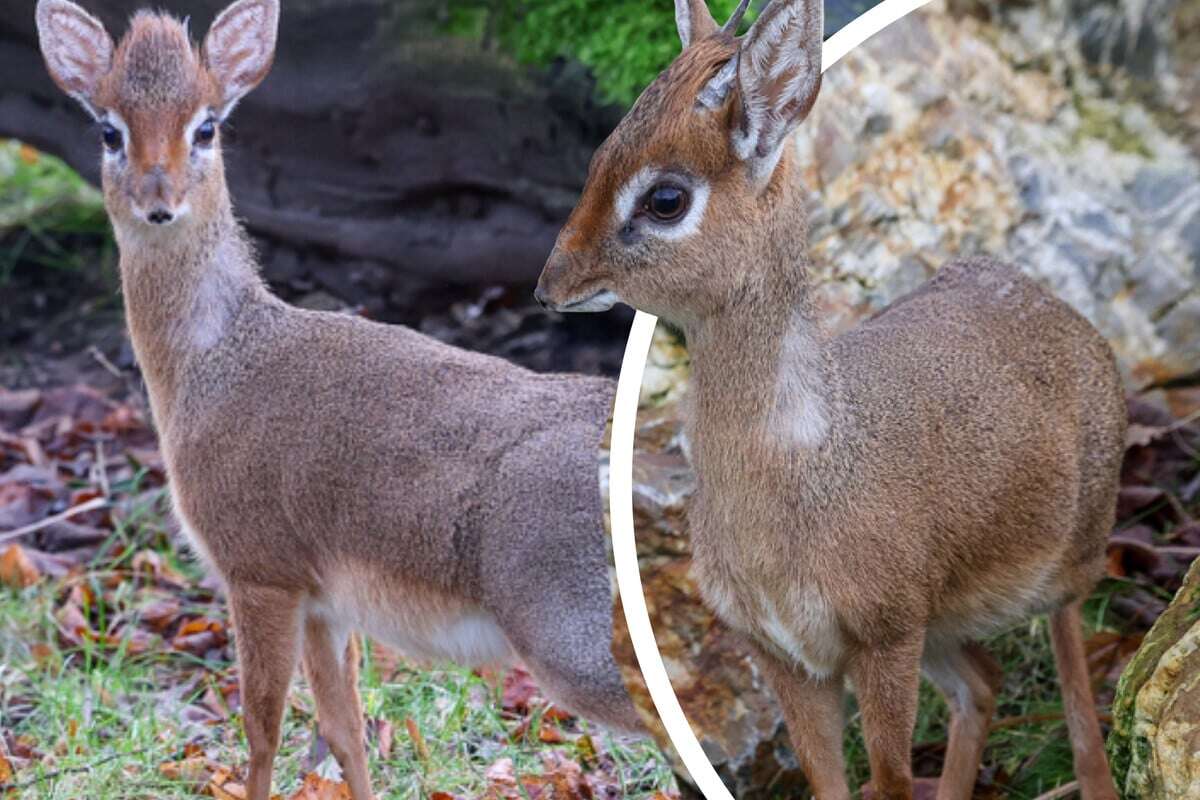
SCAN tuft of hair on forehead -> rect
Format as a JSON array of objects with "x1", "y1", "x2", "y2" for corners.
[
  {"x1": 110, "y1": 11, "x2": 205, "y2": 109},
  {"x1": 620, "y1": 35, "x2": 738, "y2": 145}
]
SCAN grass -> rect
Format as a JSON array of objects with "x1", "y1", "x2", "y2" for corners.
[
  {"x1": 0, "y1": 491, "x2": 673, "y2": 799},
  {"x1": 835, "y1": 578, "x2": 1143, "y2": 798},
  {"x1": 0, "y1": 139, "x2": 111, "y2": 286}
]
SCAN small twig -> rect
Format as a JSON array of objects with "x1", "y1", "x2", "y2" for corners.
[
  {"x1": 93, "y1": 439, "x2": 110, "y2": 498},
  {"x1": 1031, "y1": 780, "x2": 1080, "y2": 800},
  {"x1": 988, "y1": 711, "x2": 1064, "y2": 731},
  {"x1": 1159, "y1": 545, "x2": 1200, "y2": 558},
  {"x1": 86, "y1": 345, "x2": 123, "y2": 380},
  {"x1": 0, "y1": 496, "x2": 109, "y2": 545},
  {"x1": 0, "y1": 746, "x2": 153, "y2": 791}
]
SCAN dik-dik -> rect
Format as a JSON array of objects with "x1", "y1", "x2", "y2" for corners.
[
  {"x1": 535, "y1": 0, "x2": 1125, "y2": 797},
  {"x1": 36, "y1": 1, "x2": 638, "y2": 797}
]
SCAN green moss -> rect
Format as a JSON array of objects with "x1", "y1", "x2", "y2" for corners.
[
  {"x1": 447, "y1": 0, "x2": 750, "y2": 106},
  {"x1": 1072, "y1": 96, "x2": 1153, "y2": 158},
  {"x1": 1108, "y1": 559, "x2": 1200, "y2": 798},
  {"x1": 0, "y1": 139, "x2": 110, "y2": 285}
]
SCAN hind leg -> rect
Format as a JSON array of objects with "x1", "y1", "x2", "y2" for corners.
[
  {"x1": 922, "y1": 641, "x2": 1003, "y2": 800},
  {"x1": 301, "y1": 616, "x2": 374, "y2": 800},
  {"x1": 1049, "y1": 600, "x2": 1117, "y2": 800},
  {"x1": 228, "y1": 584, "x2": 304, "y2": 800}
]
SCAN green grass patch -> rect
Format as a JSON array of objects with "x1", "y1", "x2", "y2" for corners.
[
  {"x1": 446, "y1": 0, "x2": 752, "y2": 106},
  {"x1": 0, "y1": 491, "x2": 672, "y2": 799},
  {"x1": 0, "y1": 139, "x2": 110, "y2": 285}
]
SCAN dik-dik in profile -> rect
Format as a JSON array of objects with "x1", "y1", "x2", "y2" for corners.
[
  {"x1": 536, "y1": 0, "x2": 1125, "y2": 797},
  {"x1": 36, "y1": 1, "x2": 638, "y2": 797}
]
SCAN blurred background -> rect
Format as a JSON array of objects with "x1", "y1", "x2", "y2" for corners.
[{"x1": 0, "y1": 0, "x2": 875, "y2": 390}]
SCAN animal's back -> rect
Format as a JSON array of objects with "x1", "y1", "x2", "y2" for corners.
[{"x1": 827, "y1": 258, "x2": 1125, "y2": 629}]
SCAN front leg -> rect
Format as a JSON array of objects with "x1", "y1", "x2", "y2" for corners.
[
  {"x1": 749, "y1": 640, "x2": 851, "y2": 800},
  {"x1": 848, "y1": 633, "x2": 924, "y2": 800}
]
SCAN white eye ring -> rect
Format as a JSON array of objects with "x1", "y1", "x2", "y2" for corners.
[
  {"x1": 99, "y1": 112, "x2": 131, "y2": 158},
  {"x1": 613, "y1": 167, "x2": 710, "y2": 241},
  {"x1": 185, "y1": 107, "x2": 219, "y2": 151}
]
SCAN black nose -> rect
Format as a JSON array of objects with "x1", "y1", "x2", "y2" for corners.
[
  {"x1": 533, "y1": 287, "x2": 550, "y2": 309},
  {"x1": 147, "y1": 209, "x2": 173, "y2": 225}
]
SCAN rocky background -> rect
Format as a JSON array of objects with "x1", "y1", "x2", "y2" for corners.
[{"x1": 618, "y1": 0, "x2": 1200, "y2": 797}]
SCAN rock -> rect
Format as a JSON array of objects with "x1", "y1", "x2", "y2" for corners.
[
  {"x1": 1109, "y1": 557, "x2": 1200, "y2": 798},
  {"x1": 793, "y1": 0, "x2": 1200, "y2": 387},
  {"x1": 613, "y1": 415, "x2": 805, "y2": 798}
]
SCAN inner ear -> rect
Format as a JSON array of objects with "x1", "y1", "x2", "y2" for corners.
[
  {"x1": 202, "y1": 0, "x2": 279, "y2": 118},
  {"x1": 35, "y1": 0, "x2": 115, "y2": 119},
  {"x1": 696, "y1": 55, "x2": 739, "y2": 111}
]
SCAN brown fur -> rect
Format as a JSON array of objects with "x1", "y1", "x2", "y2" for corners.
[
  {"x1": 536, "y1": 1, "x2": 1124, "y2": 797},
  {"x1": 37, "y1": 2, "x2": 638, "y2": 798}
]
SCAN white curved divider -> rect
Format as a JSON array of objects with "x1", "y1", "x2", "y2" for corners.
[{"x1": 608, "y1": 1, "x2": 934, "y2": 797}]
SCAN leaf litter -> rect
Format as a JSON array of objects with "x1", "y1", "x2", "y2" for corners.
[{"x1": 0, "y1": 383, "x2": 673, "y2": 799}]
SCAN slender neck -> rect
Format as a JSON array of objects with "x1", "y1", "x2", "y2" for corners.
[
  {"x1": 115, "y1": 194, "x2": 261, "y2": 424},
  {"x1": 682, "y1": 221, "x2": 836, "y2": 459}
]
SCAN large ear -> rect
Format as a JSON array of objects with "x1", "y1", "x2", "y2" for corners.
[
  {"x1": 675, "y1": 0, "x2": 718, "y2": 49},
  {"x1": 731, "y1": 0, "x2": 823, "y2": 182},
  {"x1": 35, "y1": 0, "x2": 113, "y2": 120},
  {"x1": 202, "y1": 0, "x2": 279, "y2": 119}
]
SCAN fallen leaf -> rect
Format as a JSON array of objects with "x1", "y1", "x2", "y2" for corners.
[
  {"x1": 375, "y1": 718, "x2": 393, "y2": 760},
  {"x1": 404, "y1": 717, "x2": 429, "y2": 762},
  {"x1": 159, "y1": 755, "x2": 211, "y2": 785},
  {"x1": 484, "y1": 758, "x2": 522, "y2": 800},
  {"x1": 0, "y1": 544, "x2": 40, "y2": 588},
  {"x1": 287, "y1": 772, "x2": 351, "y2": 800},
  {"x1": 501, "y1": 668, "x2": 539, "y2": 714}
]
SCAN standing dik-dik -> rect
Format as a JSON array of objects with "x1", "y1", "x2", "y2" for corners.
[
  {"x1": 36, "y1": 1, "x2": 638, "y2": 797},
  {"x1": 536, "y1": 0, "x2": 1125, "y2": 798}
]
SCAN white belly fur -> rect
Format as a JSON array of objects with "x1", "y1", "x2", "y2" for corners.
[
  {"x1": 308, "y1": 566, "x2": 514, "y2": 668},
  {"x1": 170, "y1": 493, "x2": 512, "y2": 668},
  {"x1": 702, "y1": 571, "x2": 844, "y2": 679}
]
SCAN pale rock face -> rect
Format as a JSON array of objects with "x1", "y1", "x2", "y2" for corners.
[{"x1": 794, "y1": 1, "x2": 1199, "y2": 388}]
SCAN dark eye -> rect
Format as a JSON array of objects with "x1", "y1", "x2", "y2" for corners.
[
  {"x1": 193, "y1": 118, "x2": 217, "y2": 146},
  {"x1": 643, "y1": 184, "x2": 689, "y2": 222},
  {"x1": 100, "y1": 123, "x2": 122, "y2": 153}
]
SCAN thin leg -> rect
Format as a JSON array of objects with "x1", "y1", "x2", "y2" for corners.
[
  {"x1": 849, "y1": 634, "x2": 924, "y2": 800},
  {"x1": 1049, "y1": 600, "x2": 1117, "y2": 800},
  {"x1": 228, "y1": 584, "x2": 304, "y2": 800},
  {"x1": 922, "y1": 642, "x2": 1002, "y2": 800},
  {"x1": 750, "y1": 641, "x2": 851, "y2": 800},
  {"x1": 302, "y1": 616, "x2": 374, "y2": 800}
]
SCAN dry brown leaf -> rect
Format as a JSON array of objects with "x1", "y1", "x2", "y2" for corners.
[
  {"x1": 207, "y1": 767, "x2": 248, "y2": 800},
  {"x1": 375, "y1": 718, "x2": 393, "y2": 760},
  {"x1": 159, "y1": 755, "x2": 211, "y2": 785},
  {"x1": 0, "y1": 544, "x2": 40, "y2": 588},
  {"x1": 501, "y1": 668, "x2": 539, "y2": 714},
  {"x1": 484, "y1": 758, "x2": 522, "y2": 800},
  {"x1": 287, "y1": 772, "x2": 351, "y2": 800},
  {"x1": 537, "y1": 721, "x2": 566, "y2": 744},
  {"x1": 404, "y1": 717, "x2": 429, "y2": 762},
  {"x1": 138, "y1": 594, "x2": 180, "y2": 633}
]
